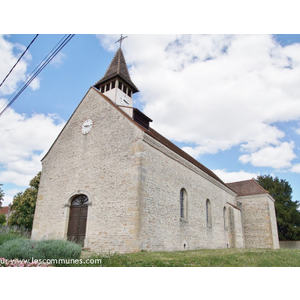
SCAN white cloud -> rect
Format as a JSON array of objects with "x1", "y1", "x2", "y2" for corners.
[
  {"x1": 1, "y1": 188, "x2": 22, "y2": 206},
  {"x1": 0, "y1": 35, "x2": 40, "y2": 95},
  {"x1": 0, "y1": 35, "x2": 28, "y2": 95},
  {"x1": 291, "y1": 164, "x2": 300, "y2": 173},
  {"x1": 98, "y1": 34, "x2": 300, "y2": 170},
  {"x1": 50, "y1": 52, "x2": 66, "y2": 67},
  {"x1": 0, "y1": 99, "x2": 65, "y2": 186},
  {"x1": 239, "y1": 142, "x2": 297, "y2": 169},
  {"x1": 29, "y1": 77, "x2": 40, "y2": 91},
  {"x1": 213, "y1": 169, "x2": 259, "y2": 183}
]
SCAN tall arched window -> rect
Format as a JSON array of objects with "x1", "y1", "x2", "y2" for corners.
[
  {"x1": 180, "y1": 188, "x2": 188, "y2": 219},
  {"x1": 223, "y1": 206, "x2": 227, "y2": 229},
  {"x1": 206, "y1": 199, "x2": 212, "y2": 227}
]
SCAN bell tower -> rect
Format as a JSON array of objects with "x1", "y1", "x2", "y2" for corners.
[{"x1": 93, "y1": 35, "x2": 139, "y2": 117}]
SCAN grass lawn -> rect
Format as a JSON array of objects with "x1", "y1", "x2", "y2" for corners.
[{"x1": 79, "y1": 248, "x2": 300, "y2": 267}]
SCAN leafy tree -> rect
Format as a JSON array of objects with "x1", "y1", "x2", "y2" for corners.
[
  {"x1": 9, "y1": 172, "x2": 41, "y2": 230},
  {"x1": 0, "y1": 183, "x2": 4, "y2": 207},
  {"x1": 256, "y1": 175, "x2": 300, "y2": 241},
  {"x1": 0, "y1": 213, "x2": 6, "y2": 225}
]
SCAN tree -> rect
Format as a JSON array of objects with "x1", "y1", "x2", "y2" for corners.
[
  {"x1": 256, "y1": 175, "x2": 300, "y2": 241},
  {"x1": 0, "y1": 183, "x2": 4, "y2": 207},
  {"x1": 8, "y1": 172, "x2": 41, "y2": 230},
  {"x1": 0, "y1": 213, "x2": 6, "y2": 225}
]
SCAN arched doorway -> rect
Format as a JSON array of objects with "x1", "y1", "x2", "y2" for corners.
[{"x1": 67, "y1": 194, "x2": 88, "y2": 246}]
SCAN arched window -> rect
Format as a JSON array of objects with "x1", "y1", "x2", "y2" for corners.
[
  {"x1": 206, "y1": 199, "x2": 212, "y2": 227},
  {"x1": 71, "y1": 194, "x2": 88, "y2": 206},
  {"x1": 180, "y1": 188, "x2": 188, "y2": 219},
  {"x1": 223, "y1": 206, "x2": 227, "y2": 229}
]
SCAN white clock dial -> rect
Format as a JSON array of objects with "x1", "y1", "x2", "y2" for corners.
[
  {"x1": 81, "y1": 119, "x2": 93, "y2": 134},
  {"x1": 120, "y1": 94, "x2": 130, "y2": 106}
]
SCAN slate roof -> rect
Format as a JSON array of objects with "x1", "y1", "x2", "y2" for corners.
[
  {"x1": 226, "y1": 179, "x2": 269, "y2": 196},
  {"x1": 94, "y1": 48, "x2": 139, "y2": 93}
]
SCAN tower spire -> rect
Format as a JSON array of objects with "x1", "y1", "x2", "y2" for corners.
[
  {"x1": 93, "y1": 43, "x2": 139, "y2": 94},
  {"x1": 93, "y1": 38, "x2": 139, "y2": 117}
]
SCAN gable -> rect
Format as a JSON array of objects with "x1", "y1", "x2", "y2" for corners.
[
  {"x1": 42, "y1": 86, "x2": 227, "y2": 190},
  {"x1": 42, "y1": 87, "x2": 146, "y2": 162}
]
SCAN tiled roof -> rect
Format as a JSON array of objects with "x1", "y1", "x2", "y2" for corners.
[
  {"x1": 145, "y1": 127, "x2": 225, "y2": 186},
  {"x1": 0, "y1": 206, "x2": 9, "y2": 215},
  {"x1": 94, "y1": 48, "x2": 139, "y2": 93},
  {"x1": 226, "y1": 179, "x2": 269, "y2": 196}
]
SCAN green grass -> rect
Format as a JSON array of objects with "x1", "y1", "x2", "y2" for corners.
[
  {"x1": 78, "y1": 248, "x2": 300, "y2": 267},
  {"x1": 1, "y1": 227, "x2": 300, "y2": 267}
]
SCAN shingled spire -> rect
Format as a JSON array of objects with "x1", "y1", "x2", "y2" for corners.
[
  {"x1": 94, "y1": 48, "x2": 139, "y2": 93},
  {"x1": 93, "y1": 41, "x2": 151, "y2": 126}
]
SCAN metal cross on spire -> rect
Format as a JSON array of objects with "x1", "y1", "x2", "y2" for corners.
[{"x1": 115, "y1": 34, "x2": 128, "y2": 49}]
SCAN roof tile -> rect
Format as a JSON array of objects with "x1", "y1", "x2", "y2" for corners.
[
  {"x1": 226, "y1": 179, "x2": 269, "y2": 196},
  {"x1": 94, "y1": 48, "x2": 139, "y2": 93}
]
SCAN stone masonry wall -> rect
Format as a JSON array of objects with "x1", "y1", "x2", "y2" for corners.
[
  {"x1": 227, "y1": 203, "x2": 244, "y2": 249},
  {"x1": 280, "y1": 241, "x2": 300, "y2": 249},
  {"x1": 32, "y1": 88, "x2": 145, "y2": 253},
  {"x1": 237, "y1": 194, "x2": 279, "y2": 249},
  {"x1": 137, "y1": 134, "x2": 244, "y2": 252},
  {"x1": 32, "y1": 85, "x2": 277, "y2": 253}
]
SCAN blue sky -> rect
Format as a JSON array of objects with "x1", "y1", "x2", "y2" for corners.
[{"x1": 1, "y1": 34, "x2": 300, "y2": 206}]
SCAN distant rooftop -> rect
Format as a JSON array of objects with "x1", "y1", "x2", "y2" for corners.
[
  {"x1": 226, "y1": 179, "x2": 269, "y2": 197},
  {"x1": 0, "y1": 206, "x2": 9, "y2": 215}
]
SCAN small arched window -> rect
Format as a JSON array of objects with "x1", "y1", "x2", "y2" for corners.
[
  {"x1": 206, "y1": 199, "x2": 212, "y2": 227},
  {"x1": 180, "y1": 188, "x2": 188, "y2": 219}
]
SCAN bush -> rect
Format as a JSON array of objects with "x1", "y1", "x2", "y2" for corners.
[
  {"x1": 0, "y1": 232, "x2": 23, "y2": 246},
  {"x1": 0, "y1": 214, "x2": 6, "y2": 225},
  {"x1": 33, "y1": 240, "x2": 82, "y2": 261},
  {"x1": 0, "y1": 225, "x2": 31, "y2": 238},
  {"x1": 0, "y1": 238, "x2": 82, "y2": 266},
  {"x1": 0, "y1": 225, "x2": 30, "y2": 246},
  {"x1": 0, "y1": 238, "x2": 36, "y2": 260}
]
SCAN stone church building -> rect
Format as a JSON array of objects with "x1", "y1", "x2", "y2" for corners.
[{"x1": 31, "y1": 45, "x2": 279, "y2": 253}]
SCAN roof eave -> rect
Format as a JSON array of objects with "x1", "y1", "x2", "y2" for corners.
[{"x1": 94, "y1": 74, "x2": 139, "y2": 93}]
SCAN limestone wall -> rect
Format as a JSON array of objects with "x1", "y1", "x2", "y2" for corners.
[
  {"x1": 32, "y1": 88, "x2": 144, "y2": 253},
  {"x1": 32, "y1": 85, "x2": 276, "y2": 253},
  {"x1": 279, "y1": 241, "x2": 300, "y2": 249},
  {"x1": 237, "y1": 194, "x2": 279, "y2": 249},
  {"x1": 137, "y1": 134, "x2": 244, "y2": 252}
]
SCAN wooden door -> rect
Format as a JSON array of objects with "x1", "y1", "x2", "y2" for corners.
[{"x1": 67, "y1": 195, "x2": 88, "y2": 246}]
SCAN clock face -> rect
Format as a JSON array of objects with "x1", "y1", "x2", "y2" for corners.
[
  {"x1": 81, "y1": 119, "x2": 93, "y2": 134},
  {"x1": 120, "y1": 94, "x2": 130, "y2": 106}
]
